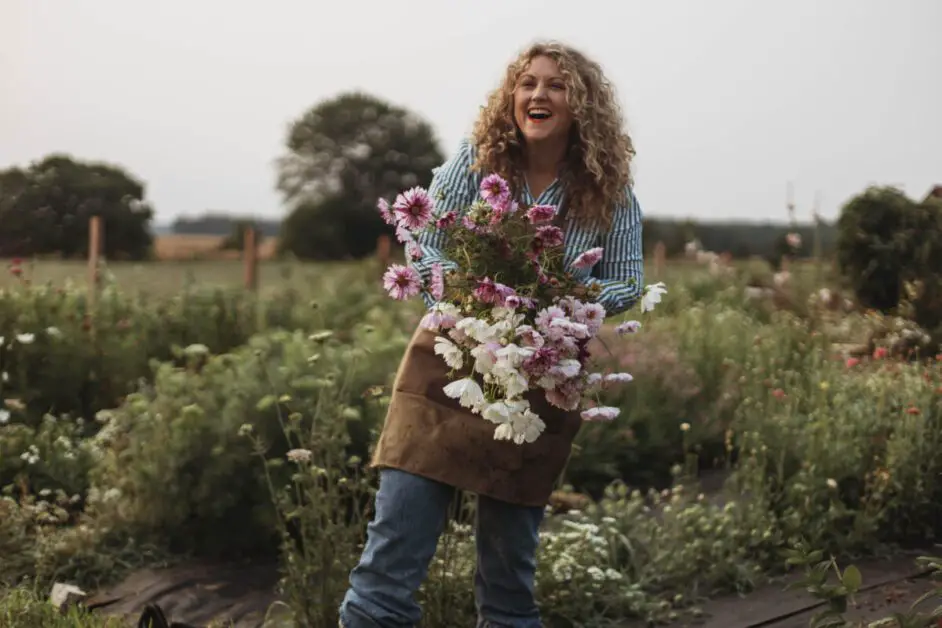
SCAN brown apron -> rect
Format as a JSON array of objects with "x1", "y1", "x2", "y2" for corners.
[{"x1": 370, "y1": 326, "x2": 583, "y2": 506}]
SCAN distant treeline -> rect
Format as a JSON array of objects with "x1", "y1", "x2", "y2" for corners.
[
  {"x1": 169, "y1": 214, "x2": 281, "y2": 238},
  {"x1": 644, "y1": 218, "x2": 837, "y2": 259},
  {"x1": 164, "y1": 213, "x2": 836, "y2": 260}
]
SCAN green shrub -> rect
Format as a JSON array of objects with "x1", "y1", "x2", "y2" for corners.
[{"x1": 86, "y1": 323, "x2": 409, "y2": 557}]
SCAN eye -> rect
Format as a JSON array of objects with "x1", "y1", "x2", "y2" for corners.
[{"x1": 551, "y1": 83, "x2": 566, "y2": 91}]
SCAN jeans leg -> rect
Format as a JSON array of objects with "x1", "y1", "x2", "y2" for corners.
[
  {"x1": 473, "y1": 495, "x2": 545, "y2": 628},
  {"x1": 340, "y1": 469, "x2": 456, "y2": 628}
]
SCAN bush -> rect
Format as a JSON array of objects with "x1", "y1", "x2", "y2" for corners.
[{"x1": 86, "y1": 323, "x2": 409, "y2": 558}]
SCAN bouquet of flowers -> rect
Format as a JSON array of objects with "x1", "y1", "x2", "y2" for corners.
[{"x1": 377, "y1": 174, "x2": 667, "y2": 445}]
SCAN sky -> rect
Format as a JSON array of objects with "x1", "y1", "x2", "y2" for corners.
[{"x1": 2, "y1": 0, "x2": 940, "y2": 225}]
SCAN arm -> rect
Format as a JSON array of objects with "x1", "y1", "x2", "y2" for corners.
[
  {"x1": 410, "y1": 139, "x2": 477, "y2": 299},
  {"x1": 583, "y1": 187, "x2": 644, "y2": 316}
]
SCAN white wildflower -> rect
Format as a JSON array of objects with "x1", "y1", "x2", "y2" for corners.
[
  {"x1": 0, "y1": 409, "x2": 8, "y2": 424},
  {"x1": 46, "y1": 326, "x2": 62, "y2": 338},
  {"x1": 580, "y1": 407, "x2": 620, "y2": 421},
  {"x1": 287, "y1": 448, "x2": 313, "y2": 463},
  {"x1": 641, "y1": 282, "x2": 667, "y2": 312},
  {"x1": 603, "y1": 372, "x2": 634, "y2": 385},
  {"x1": 433, "y1": 336, "x2": 464, "y2": 370},
  {"x1": 15, "y1": 333, "x2": 35, "y2": 344}
]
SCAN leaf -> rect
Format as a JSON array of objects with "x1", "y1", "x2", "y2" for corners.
[
  {"x1": 256, "y1": 394, "x2": 277, "y2": 411},
  {"x1": 842, "y1": 564, "x2": 862, "y2": 592}
]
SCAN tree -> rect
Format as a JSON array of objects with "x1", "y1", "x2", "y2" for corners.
[
  {"x1": 276, "y1": 92, "x2": 444, "y2": 260},
  {"x1": 836, "y1": 186, "x2": 916, "y2": 312},
  {"x1": 0, "y1": 154, "x2": 154, "y2": 259}
]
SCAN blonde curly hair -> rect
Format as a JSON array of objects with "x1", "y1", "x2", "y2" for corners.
[{"x1": 471, "y1": 41, "x2": 635, "y2": 227}]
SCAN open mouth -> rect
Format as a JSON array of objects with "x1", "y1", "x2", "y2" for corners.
[{"x1": 527, "y1": 107, "x2": 553, "y2": 121}]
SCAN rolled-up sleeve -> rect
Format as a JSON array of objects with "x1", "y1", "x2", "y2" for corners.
[
  {"x1": 410, "y1": 139, "x2": 477, "y2": 305},
  {"x1": 584, "y1": 187, "x2": 644, "y2": 316}
]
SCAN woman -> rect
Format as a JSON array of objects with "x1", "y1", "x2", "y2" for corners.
[{"x1": 340, "y1": 41, "x2": 644, "y2": 628}]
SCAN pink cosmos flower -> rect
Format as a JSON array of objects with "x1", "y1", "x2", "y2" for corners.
[
  {"x1": 377, "y1": 198, "x2": 396, "y2": 225},
  {"x1": 480, "y1": 174, "x2": 511, "y2": 208},
  {"x1": 489, "y1": 199, "x2": 518, "y2": 225},
  {"x1": 526, "y1": 204, "x2": 557, "y2": 224},
  {"x1": 405, "y1": 242, "x2": 423, "y2": 261},
  {"x1": 462, "y1": 214, "x2": 487, "y2": 234},
  {"x1": 503, "y1": 295, "x2": 522, "y2": 310},
  {"x1": 615, "y1": 321, "x2": 642, "y2": 335},
  {"x1": 382, "y1": 264, "x2": 422, "y2": 301},
  {"x1": 421, "y1": 310, "x2": 455, "y2": 330},
  {"x1": 573, "y1": 247, "x2": 604, "y2": 270},
  {"x1": 546, "y1": 384, "x2": 580, "y2": 411},
  {"x1": 395, "y1": 224, "x2": 413, "y2": 244},
  {"x1": 430, "y1": 264, "x2": 445, "y2": 301},
  {"x1": 575, "y1": 302, "x2": 605, "y2": 334},
  {"x1": 535, "y1": 306, "x2": 566, "y2": 334},
  {"x1": 435, "y1": 211, "x2": 458, "y2": 229},
  {"x1": 393, "y1": 187, "x2": 434, "y2": 230},
  {"x1": 516, "y1": 325, "x2": 545, "y2": 349},
  {"x1": 535, "y1": 225, "x2": 564, "y2": 248},
  {"x1": 581, "y1": 406, "x2": 620, "y2": 421},
  {"x1": 494, "y1": 282, "x2": 516, "y2": 303},
  {"x1": 473, "y1": 278, "x2": 500, "y2": 304},
  {"x1": 522, "y1": 346, "x2": 560, "y2": 380}
]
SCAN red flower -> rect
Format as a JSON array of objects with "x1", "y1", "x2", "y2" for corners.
[
  {"x1": 846, "y1": 357, "x2": 860, "y2": 368},
  {"x1": 772, "y1": 388, "x2": 786, "y2": 400},
  {"x1": 906, "y1": 405, "x2": 920, "y2": 415},
  {"x1": 872, "y1": 347, "x2": 888, "y2": 360}
]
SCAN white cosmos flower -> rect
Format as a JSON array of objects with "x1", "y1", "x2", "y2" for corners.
[
  {"x1": 421, "y1": 303, "x2": 460, "y2": 330},
  {"x1": 512, "y1": 409, "x2": 546, "y2": 444},
  {"x1": 16, "y1": 333, "x2": 35, "y2": 345},
  {"x1": 482, "y1": 399, "x2": 529, "y2": 425},
  {"x1": 493, "y1": 422, "x2": 515, "y2": 441},
  {"x1": 456, "y1": 317, "x2": 494, "y2": 344},
  {"x1": 442, "y1": 378, "x2": 485, "y2": 410},
  {"x1": 434, "y1": 336, "x2": 464, "y2": 370},
  {"x1": 471, "y1": 343, "x2": 499, "y2": 375},
  {"x1": 500, "y1": 370, "x2": 529, "y2": 399},
  {"x1": 495, "y1": 343, "x2": 532, "y2": 368},
  {"x1": 641, "y1": 282, "x2": 668, "y2": 313}
]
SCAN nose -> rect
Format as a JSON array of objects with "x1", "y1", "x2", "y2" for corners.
[{"x1": 531, "y1": 83, "x2": 547, "y2": 100}]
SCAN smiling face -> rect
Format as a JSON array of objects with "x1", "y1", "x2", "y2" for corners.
[{"x1": 512, "y1": 54, "x2": 574, "y2": 145}]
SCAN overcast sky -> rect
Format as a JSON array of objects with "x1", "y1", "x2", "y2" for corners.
[{"x1": 2, "y1": 0, "x2": 940, "y2": 225}]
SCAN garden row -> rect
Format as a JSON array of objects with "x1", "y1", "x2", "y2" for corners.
[{"x1": 2, "y1": 262, "x2": 942, "y2": 626}]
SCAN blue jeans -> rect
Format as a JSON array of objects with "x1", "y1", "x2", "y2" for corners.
[{"x1": 339, "y1": 468, "x2": 545, "y2": 628}]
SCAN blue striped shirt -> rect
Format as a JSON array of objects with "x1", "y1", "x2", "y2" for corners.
[{"x1": 411, "y1": 138, "x2": 644, "y2": 316}]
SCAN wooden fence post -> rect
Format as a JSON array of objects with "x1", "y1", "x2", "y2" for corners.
[
  {"x1": 87, "y1": 215, "x2": 102, "y2": 311},
  {"x1": 376, "y1": 234, "x2": 391, "y2": 268},
  {"x1": 653, "y1": 241, "x2": 666, "y2": 279},
  {"x1": 243, "y1": 225, "x2": 258, "y2": 291}
]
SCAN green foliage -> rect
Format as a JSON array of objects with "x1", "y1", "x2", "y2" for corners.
[
  {"x1": 86, "y1": 323, "x2": 408, "y2": 557},
  {"x1": 5, "y1": 257, "x2": 942, "y2": 626},
  {"x1": 0, "y1": 587, "x2": 124, "y2": 627},
  {"x1": 0, "y1": 155, "x2": 154, "y2": 260},
  {"x1": 836, "y1": 186, "x2": 917, "y2": 312},
  {"x1": 276, "y1": 92, "x2": 444, "y2": 260}
]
